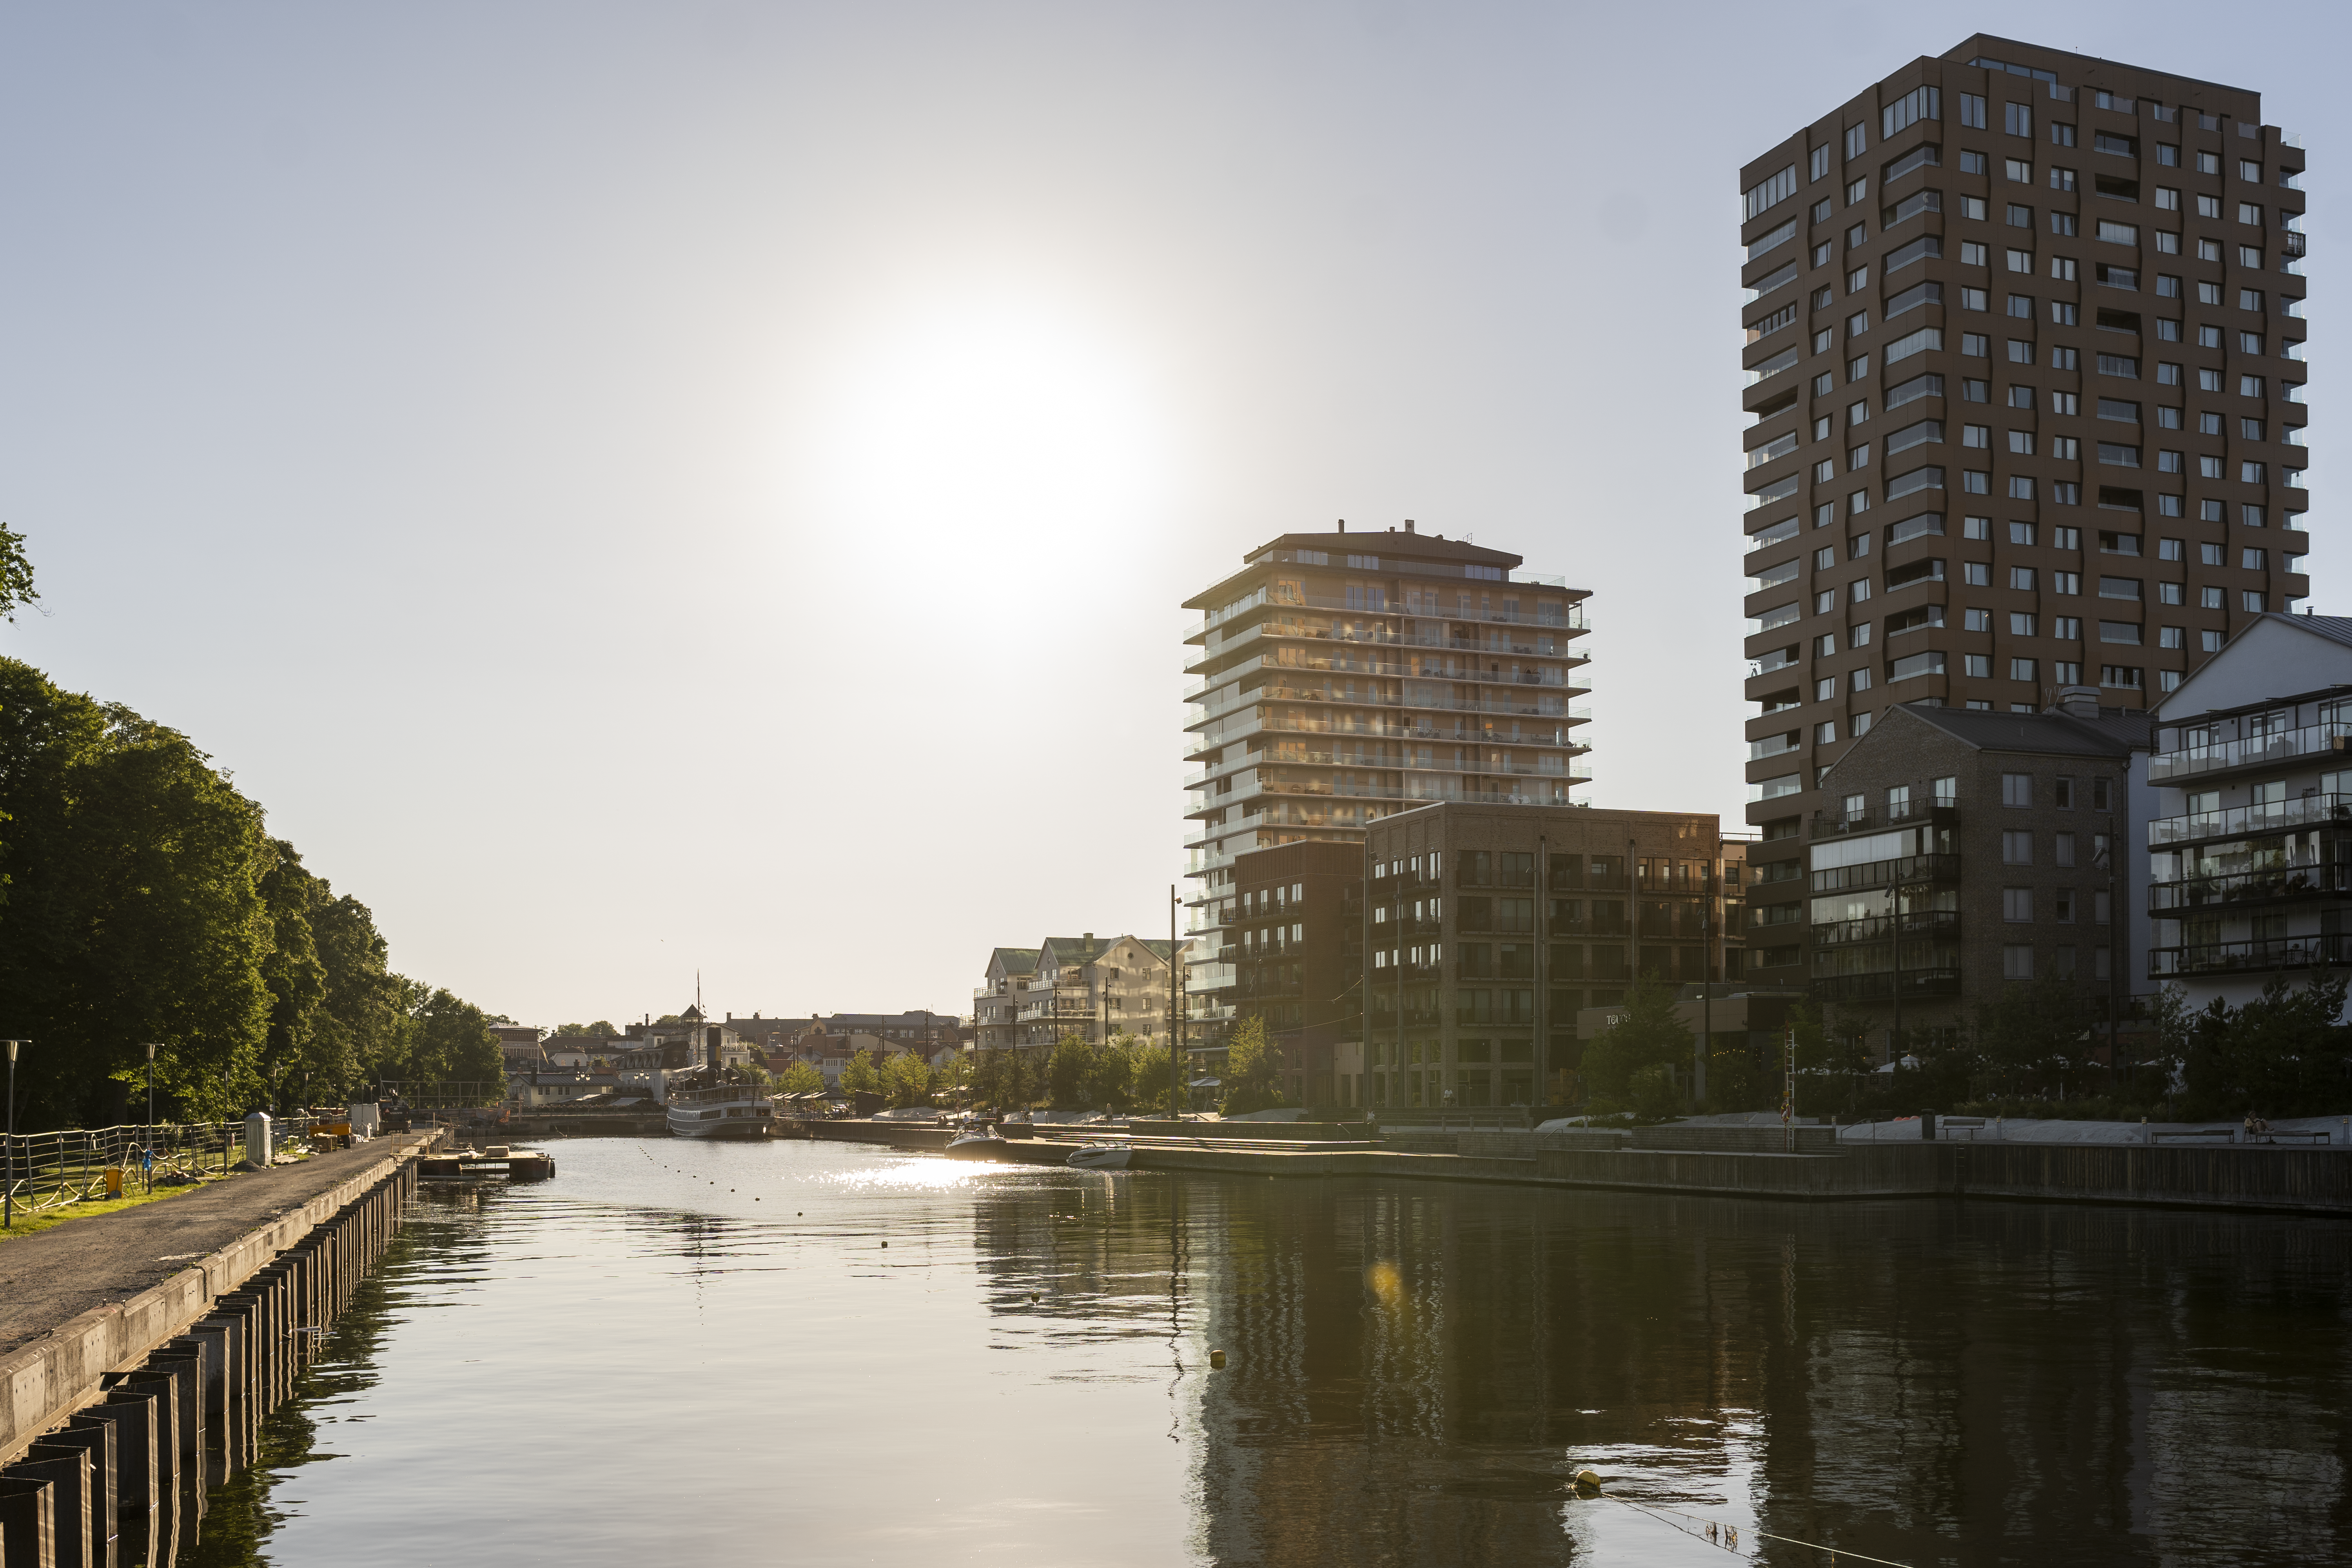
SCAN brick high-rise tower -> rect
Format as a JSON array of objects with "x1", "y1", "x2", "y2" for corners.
[{"x1": 1737, "y1": 35, "x2": 2310, "y2": 988}]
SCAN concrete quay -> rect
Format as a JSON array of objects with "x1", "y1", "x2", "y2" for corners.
[{"x1": 0, "y1": 1131, "x2": 441, "y2": 1565}]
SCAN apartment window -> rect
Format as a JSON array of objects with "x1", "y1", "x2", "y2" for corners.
[
  {"x1": 2002, "y1": 773, "x2": 2033, "y2": 808},
  {"x1": 1965, "y1": 653, "x2": 1991, "y2": 677},
  {"x1": 2007, "y1": 248, "x2": 2034, "y2": 273},
  {"x1": 2011, "y1": 657, "x2": 2038, "y2": 681},
  {"x1": 2002, "y1": 831, "x2": 2033, "y2": 864},
  {"x1": 2005, "y1": 103, "x2": 2032, "y2": 138},
  {"x1": 2010, "y1": 566, "x2": 2036, "y2": 590},
  {"x1": 1964, "y1": 424, "x2": 1989, "y2": 448},
  {"x1": 1965, "y1": 608, "x2": 1993, "y2": 632},
  {"x1": 2003, "y1": 887, "x2": 2034, "y2": 922},
  {"x1": 2003, "y1": 944, "x2": 2035, "y2": 979}
]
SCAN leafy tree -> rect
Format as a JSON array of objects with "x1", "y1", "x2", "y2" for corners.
[
  {"x1": 257, "y1": 840, "x2": 330, "y2": 1112},
  {"x1": 402, "y1": 988, "x2": 506, "y2": 1101},
  {"x1": 0, "y1": 523, "x2": 35, "y2": 623},
  {"x1": 1578, "y1": 973, "x2": 1691, "y2": 1111},
  {"x1": 1086, "y1": 1033, "x2": 1138, "y2": 1110},
  {"x1": 1702, "y1": 1044, "x2": 1767, "y2": 1114},
  {"x1": 1127, "y1": 1040, "x2": 1174, "y2": 1114},
  {"x1": 1048, "y1": 1032, "x2": 1097, "y2": 1109},
  {"x1": 842, "y1": 1048, "x2": 881, "y2": 1096},
  {"x1": 778, "y1": 1060, "x2": 825, "y2": 1095},
  {"x1": 310, "y1": 893, "x2": 405, "y2": 1097},
  {"x1": 2182, "y1": 971, "x2": 2352, "y2": 1116},
  {"x1": 883, "y1": 1050, "x2": 933, "y2": 1108},
  {"x1": 1219, "y1": 1015, "x2": 1286, "y2": 1115},
  {"x1": 557, "y1": 1020, "x2": 619, "y2": 1038},
  {"x1": 1973, "y1": 973, "x2": 2090, "y2": 1095},
  {"x1": 0, "y1": 659, "x2": 275, "y2": 1126}
]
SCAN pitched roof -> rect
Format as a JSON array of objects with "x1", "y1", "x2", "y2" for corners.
[
  {"x1": 2286, "y1": 613, "x2": 2352, "y2": 652},
  {"x1": 988, "y1": 947, "x2": 1039, "y2": 975}
]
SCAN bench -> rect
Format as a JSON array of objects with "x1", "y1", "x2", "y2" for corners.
[
  {"x1": 2151, "y1": 1128, "x2": 2239, "y2": 1144},
  {"x1": 2251, "y1": 1129, "x2": 2334, "y2": 1146}
]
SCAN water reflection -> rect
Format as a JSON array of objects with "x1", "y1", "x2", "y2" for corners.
[{"x1": 185, "y1": 1139, "x2": 2352, "y2": 1567}]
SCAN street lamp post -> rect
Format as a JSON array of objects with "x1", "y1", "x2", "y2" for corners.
[
  {"x1": 145, "y1": 1043, "x2": 157, "y2": 1194},
  {"x1": 4, "y1": 1041, "x2": 21, "y2": 1229}
]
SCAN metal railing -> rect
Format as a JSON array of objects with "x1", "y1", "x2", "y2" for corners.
[
  {"x1": 1811, "y1": 911, "x2": 1964, "y2": 947},
  {"x1": 2149, "y1": 722, "x2": 2350, "y2": 782},
  {"x1": 2, "y1": 1122, "x2": 249, "y2": 1216},
  {"x1": 2147, "y1": 793, "x2": 2352, "y2": 846},
  {"x1": 2149, "y1": 933, "x2": 2352, "y2": 976},
  {"x1": 1809, "y1": 853, "x2": 1964, "y2": 895},
  {"x1": 1811, "y1": 790, "x2": 1957, "y2": 837},
  {"x1": 2150, "y1": 862, "x2": 2352, "y2": 911}
]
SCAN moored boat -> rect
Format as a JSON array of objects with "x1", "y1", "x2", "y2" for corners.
[
  {"x1": 665, "y1": 1082, "x2": 775, "y2": 1139},
  {"x1": 945, "y1": 1125, "x2": 1010, "y2": 1161},
  {"x1": 1065, "y1": 1142, "x2": 1131, "y2": 1170}
]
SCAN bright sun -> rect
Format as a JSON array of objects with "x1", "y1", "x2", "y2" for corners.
[{"x1": 816, "y1": 294, "x2": 1169, "y2": 536}]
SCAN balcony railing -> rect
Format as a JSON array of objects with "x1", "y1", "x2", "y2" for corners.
[
  {"x1": 1810, "y1": 968, "x2": 1964, "y2": 1002},
  {"x1": 2149, "y1": 934, "x2": 2352, "y2": 976},
  {"x1": 1810, "y1": 911, "x2": 1964, "y2": 947},
  {"x1": 1187, "y1": 653, "x2": 1590, "y2": 704},
  {"x1": 2149, "y1": 722, "x2": 2350, "y2": 782},
  {"x1": 2150, "y1": 862, "x2": 2352, "y2": 911},
  {"x1": 1810, "y1": 853, "x2": 1964, "y2": 895},
  {"x1": 2148, "y1": 793, "x2": 2352, "y2": 846},
  {"x1": 1810, "y1": 794, "x2": 1957, "y2": 837}
]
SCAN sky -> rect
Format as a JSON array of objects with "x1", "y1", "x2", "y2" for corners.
[{"x1": 0, "y1": 1, "x2": 2339, "y2": 1027}]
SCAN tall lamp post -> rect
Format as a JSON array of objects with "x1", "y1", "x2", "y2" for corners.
[
  {"x1": 4, "y1": 1040, "x2": 22, "y2": 1229},
  {"x1": 145, "y1": 1043, "x2": 158, "y2": 1194}
]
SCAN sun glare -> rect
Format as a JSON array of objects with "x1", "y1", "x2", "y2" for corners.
[{"x1": 817, "y1": 296, "x2": 1169, "y2": 535}]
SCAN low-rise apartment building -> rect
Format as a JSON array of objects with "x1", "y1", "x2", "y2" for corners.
[
  {"x1": 1359, "y1": 804, "x2": 1744, "y2": 1109},
  {"x1": 1807, "y1": 694, "x2": 2152, "y2": 1056},
  {"x1": 973, "y1": 934, "x2": 1187, "y2": 1051},
  {"x1": 1226, "y1": 840, "x2": 1365, "y2": 1106},
  {"x1": 2146, "y1": 613, "x2": 2352, "y2": 1016}
]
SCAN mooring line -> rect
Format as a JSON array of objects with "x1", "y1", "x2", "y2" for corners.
[{"x1": 1590, "y1": 1486, "x2": 1915, "y2": 1566}]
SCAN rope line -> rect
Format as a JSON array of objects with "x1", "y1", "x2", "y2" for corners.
[{"x1": 1595, "y1": 1491, "x2": 1916, "y2": 1567}]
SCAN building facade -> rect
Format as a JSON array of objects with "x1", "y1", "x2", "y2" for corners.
[
  {"x1": 1740, "y1": 36, "x2": 2312, "y2": 998},
  {"x1": 1359, "y1": 804, "x2": 1738, "y2": 1109},
  {"x1": 1226, "y1": 840, "x2": 1365, "y2": 1107},
  {"x1": 1183, "y1": 524, "x2": 1592, "y2": 1045},
  {"x1": 1807, "y1": 696, "x2": 2151, "y2": 1055},
  {"x1": 2146, "y1": 613, "x2": 2352, "y2": 1016},
  {"x1": 973, "y1": 935, "x2": 1186, "y2": 1052}
]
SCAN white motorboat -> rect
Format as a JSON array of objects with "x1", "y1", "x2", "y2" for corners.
[
  {"x1": 945, "y1": 1125, "x2": 1010, "y2": 1161},
  {"x1": 1065, "y1": 1142, "x2": 1131, "y2": 1170}
]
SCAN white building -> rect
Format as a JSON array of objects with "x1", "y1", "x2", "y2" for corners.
[{"x1": 2146, "y1": 613, "x2": 2352, "y2": 1020}]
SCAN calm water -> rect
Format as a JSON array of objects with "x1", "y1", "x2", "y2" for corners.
[{"x1": 181, "y1": 1137, "x2": 2352, "y2": 1567}]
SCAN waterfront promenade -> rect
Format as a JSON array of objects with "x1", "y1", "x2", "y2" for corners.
[{"x1": 0, "y1": 1131, "x2": 441, "y2": 1465}]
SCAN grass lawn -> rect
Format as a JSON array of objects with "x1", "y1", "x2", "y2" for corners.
[{"x1": 0, "y1": 1172, "x2": 231, "y2": 1243}]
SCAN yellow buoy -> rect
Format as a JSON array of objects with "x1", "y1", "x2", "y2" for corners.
[{"x1": 1209, "y1": 1350, "x2": 1227, "y2": 1368}]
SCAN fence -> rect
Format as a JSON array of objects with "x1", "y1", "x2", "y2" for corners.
[{"x1": 1, "y1": 1122, "x2": 251, "y2": 1216}]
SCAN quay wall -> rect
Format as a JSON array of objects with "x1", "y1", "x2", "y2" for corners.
[{"x1": 1, "y1": 1127, "x2": 440, "y2": 1567}]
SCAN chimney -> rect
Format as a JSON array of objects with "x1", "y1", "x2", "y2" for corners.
[
  {"x1": 1405, "y1": 519, "x2": 1415, "y2": 532},
  {"x1": 1083, "y1": 931, "x2": 1093, "y2": 943},
  {"x1": 2051, "y1": 685, "x2": 2100, "y2": 719},
  {"x1": 1338, "y1": 519, "x2": 1346, "y2": 532}
]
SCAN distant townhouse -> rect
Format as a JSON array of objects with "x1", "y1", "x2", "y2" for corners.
[{"x1": 975, "y1": 934, "x2": 1188, "y2": 1051}]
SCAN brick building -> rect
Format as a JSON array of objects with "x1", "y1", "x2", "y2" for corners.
[
  {"x1": 1806, "y1": 693, "x2": 2151, "y2": 1056},
  {"x1": 1225, "y1": 840, "x2": 1365, "y2": 1106}
]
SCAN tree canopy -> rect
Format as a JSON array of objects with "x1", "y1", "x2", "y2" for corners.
[{"x1": 0, "y1": 653, "x2": 503, "y2": 1125}]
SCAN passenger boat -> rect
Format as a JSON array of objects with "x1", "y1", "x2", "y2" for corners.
[
  {"x1": 945, "y1": 1125, "x2": 1010, "y2": 1161},
  {"x1": 665, "y1": 1081, "x2": 775, "y2": 1139},
  {"x1": 1065, "y1": 1142, "x2": 1131, "y2": 1170}
]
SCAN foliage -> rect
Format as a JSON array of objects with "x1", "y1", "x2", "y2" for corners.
[
  {"x1": 883, "y1": 1049, "x2": 933, "y2": 1108},
  {"x1": 1578, "y1": 973, "x2": 1691, "y2": 1111},
  {"x1": 778, "y1": 1060, "x2": 825, "y2": 1095},
  {"x1": 1701, "y1": 1045, "x2": 1768, "y2": 1114},
  {"x1": 1127, "y1": 1040, "x2": 1175, "y2": 1115},
  {"x1": 557, "y1": 1020, "x2": 619, "y2": 1038},
  {"x1": 1628, "y1": 1063, "x2": 1682, "y2": 1120},
  {"x1": 1219, "y1": 1015, "x2": 1286, "y2": 1116},
  {"x1": 0, "y1": 523, "x2": 35, "y2": 623},
  {"x1": 401, "y1": 989, "x2": 506, "y2": 1102},
  {"x1": 842, "y1": 1048, "x2": 881, "y2": 1096},
  {"x1": 2180, "y1": 971, "x2": 2352, "y2": 1117},
  {"x1": 1973, "y1": 974, "x2": 2094, "y2": 1094},
  {"x1": 1047, "y1": 1032, "x2": 1096, "y2": 1109}
]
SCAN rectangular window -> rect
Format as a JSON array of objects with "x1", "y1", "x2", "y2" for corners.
[
  {"x1": 2010, "y1": 657, "x2": 2038, "y2": 681},
  {"x1": 1745, "y1": 165, "x2": 1798, "y2": 220},
  {"x1": 1882, "y1": 86, "x2": 1940, "y2": 139},
  {"x1": 2002, "y1": 829, "x2": 2033, "y2": 862},
  {"x1": 2004, "y1": 887, "x2": 2035, "y2": 922},
  {"x1": 2004, "y1": 944, "x2": 2035, "y2": 980},
  {"x1": 2005, "y1": 103, "x2": 2032, "y2": 138},
  {"x1": 1960, "y1": 93, "x2": 1987, "y2": 129}
]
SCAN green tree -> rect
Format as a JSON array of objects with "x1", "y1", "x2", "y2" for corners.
[
  {"x1": 1219, "y1": 1015, "x2": 1286, "y2": 1115},
  {"x1": 403, "y1": 987, "x2": 507, "y2": 1102},
  {"x1": 842, "y1": 1048, "x2": 881, "y2": 1096},
  {"x1": 884, "y1": 1050, "x2": 933, "y2": 1108},
  {"x1": 1974, "y1": 973, "x2": 2090, "y2": 1096},
  {"x1": 2183, "y1": 971, "x2": 2352, "y2": 1116},
  {"x1": 0, "y1": 659, "x2": 276, "y2": 1126},
  {"x1": 1127, "y1": 1040, "x2": 1174, "y2": 1115},
  {"x1": 778, "y1": 1060, "x2": 825, "y2": 1094},
  {"x1": 257, "y1": 840, "x2": 330, "y2": 1112},
  {"x1": 557, "y1": 1020, "x2": 619, "y2": 1038},
  {"x1": 310, "y1": 893, "x2": 404, "y2": 1098},
  {"x1": 1047, "y1": 1032, "x2": 1097, "y2": 1109},
  {"x1": 0, "y1": 523, "x2": 35, "y2": 623},
  {"x1": 1577, "y1": 974, "x2": 1691, "y2": 1112},
  {"x1": 1087, "y1": 1033, "x2": 1138, "y2": 1110}
]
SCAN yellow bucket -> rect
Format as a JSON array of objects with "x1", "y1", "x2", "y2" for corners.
[{"x1": 103, "y1": 1166, "x2": 125, "y2": 1196}]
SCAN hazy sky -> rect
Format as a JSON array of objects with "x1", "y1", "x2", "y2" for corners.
[{"x1": 2, "y1": 2, "x2": 2338, "y2": 1026}]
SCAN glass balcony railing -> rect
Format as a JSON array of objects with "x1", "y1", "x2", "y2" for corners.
[
  {"x1": 1185, "y1": 648, "x2": 1592, "y2": 703},
  {"x1": 2149, "y1": 723, "x2": 2350, "y2": 782},
  {"x1": 2150, "y1": 933, "x2": 2352, "y2": 976},
  {"x1": 2149, "y1": 861, "x2": 2352, "y2": 911},
  {"x1": 2147, "y1": 793, "x2": 2352, "y2": 845},
  {"x1": 1187, "y1": 590, "x2": 1588, "y2": 644}
]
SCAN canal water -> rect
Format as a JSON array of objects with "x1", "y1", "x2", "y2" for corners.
[{"x1": 184, "y1": 1138, "x2": 2352, "y2": 1567}]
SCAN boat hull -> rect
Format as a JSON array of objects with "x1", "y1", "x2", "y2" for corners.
[
  {"x1": 944, "y1": 1135, "x2": 1010, "y2": 1161},
  {"x1": 666, "y1": 1103, "x2": 774, "y2": 1139},
  {"x1": 1065, "y1": 1144, "x2": 1131, "y2": 1170}
]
